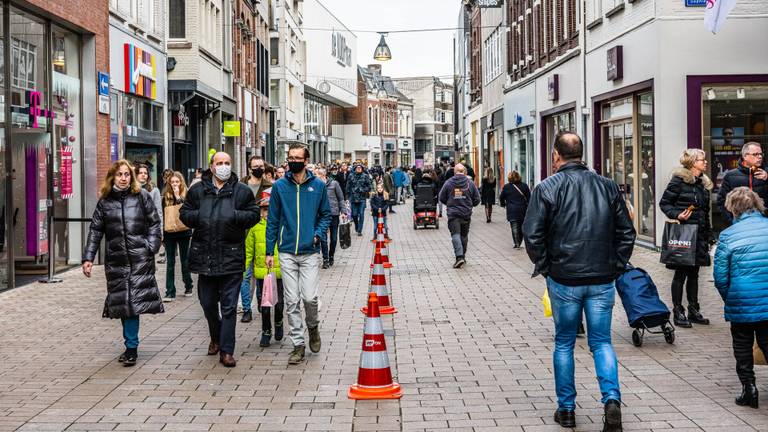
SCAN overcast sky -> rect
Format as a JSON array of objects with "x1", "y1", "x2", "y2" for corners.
[{"x1": 317, "y1": 0, "x2": 459, "y2": 79}]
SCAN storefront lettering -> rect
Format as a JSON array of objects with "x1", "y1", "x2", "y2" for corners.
[
  {"x1": 331, "y1": 32, "x2": 352, "y2": 67},
  {"x1": 124, "y1": 43, "x2": 157, "y2": 99},
  {"x1": 11, "y1": 90, "x2": 55, "y2": 128}
]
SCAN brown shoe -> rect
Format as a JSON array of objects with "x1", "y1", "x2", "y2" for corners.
[
  {"x1": 219, "y1": 353, "x2": 237, "y2": 368},
  {"x1": 207, "y1": 341, "x2": 220, "y2": 355}
]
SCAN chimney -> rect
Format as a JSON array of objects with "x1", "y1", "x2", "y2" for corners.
[{"x1": 367, "y1": 64, "x2": 382, "y2": 75}]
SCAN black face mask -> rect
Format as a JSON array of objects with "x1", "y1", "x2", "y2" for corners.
[
  {"x1": 288, "y1": 161, "x2": 305, "y2": 174},
  {"x1": 251, "y1": 168, "x2": 264, "y2": 178}
]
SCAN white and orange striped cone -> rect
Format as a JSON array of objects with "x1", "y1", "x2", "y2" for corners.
[
  {"x1": 348, "y1": 292, "x2": 402, "y2": 400},
  {"x1": 371, "y1": 214, "x2": 393, "y2": 269},
  {"x1": 362, "y1": 248, "x2": 397, "y2": 315}
]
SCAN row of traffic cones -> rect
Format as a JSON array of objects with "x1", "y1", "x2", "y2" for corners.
[{"x1": 348, "y1": 210, "x2": 402, "y2": 400}]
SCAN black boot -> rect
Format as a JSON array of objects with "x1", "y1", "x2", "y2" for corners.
[
  {"x1": 673, "y1": 306, "x2": 692, "y2": 328},
  {"x1": 688, "y1": 304, "x2": 710, "y2": 325},
  {"x1": 735, "y1": 382, "x2": 759, "y2": 409}
]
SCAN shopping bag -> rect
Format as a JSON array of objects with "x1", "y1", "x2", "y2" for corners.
[
  {"x1": 660, "y1": 221, "x2": 697, "y2": 267},
  {"x1": 755, "y1": 342, "x2": 767, "y2": 366},
  {"x1": 261, "y1": 272, "x2": 278, "y2": 308},
  {"x1": 542, "y1": 288, "x2": 552, "y2": 318},
  {"x1": 164, "y1": 204, "x2": 188, "y2": 233},
  {"x1": 339, "y1": 221, "x2": 352, "y2": 249}
]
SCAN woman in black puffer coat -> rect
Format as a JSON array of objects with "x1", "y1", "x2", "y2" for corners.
[
  {"x1": 499, "y1": 170, "x2": 530, "y2": 249},
  {"x1": 82, "y1": 159, "x2": 163, "y2": 367},
  {"x1": 659, "y1": 149, "x2": 713, "y2": 329}
]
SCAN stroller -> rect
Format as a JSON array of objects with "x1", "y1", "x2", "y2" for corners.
[
  {"x1": 615, "y1": 265, "x2": 675, "y2": 347},
  {"x1": 412, "y1": 183, "x2": 439, "y2": 229}
]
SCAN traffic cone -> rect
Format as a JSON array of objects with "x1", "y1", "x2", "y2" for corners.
[
  {"x1": 371, "y1": 210, "x2": 386, "y2": 244},
  {"x1": 371, "y1": 214, "x2": 393, "y2": 269},
  {"x1": 362, "y1": 248, "x2": 397, "y2": 315},
  {"x1": 348, "y1": 292, "x2": 402, "y2": 400}
]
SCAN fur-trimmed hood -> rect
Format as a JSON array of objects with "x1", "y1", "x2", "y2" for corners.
[{"x1": 671, "y1": 167, "x2": 713, "y2": 191}]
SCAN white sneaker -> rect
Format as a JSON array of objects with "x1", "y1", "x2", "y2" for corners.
[{"x1": 162, "y1": 297, "x2": 174, "y2": 303}]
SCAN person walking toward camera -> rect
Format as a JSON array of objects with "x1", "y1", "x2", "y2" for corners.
[
  {"x1": 346, "y1": 163, "x2": 371, "y2": 237},
  {"x1": 439, "y1": 163, "x2": 480, "y2": 269},
  {"x1": 523, "y1": 132, "x2": 635, "y2": 432},
  {"x1": 180, "y1": 152, "x2": 260, "y2": 368},
  {"x1": 316, "y1": 168, "x2": 343, "y2": 268},
  {"x1": 659, "y1": 149, "x2": 713, "y2": 328},
  {"x1": 266, "y1": 143, "x2": 331, "y2": 365},
  {"x1": 717, "y1": 142, "x2": 768, "y2": 227},
  {"x1": 82, "y1": 159, "x2": 163, "y2": 367},
  {"x1": 162, "y1": 171, "x2": 194, "y2": 300}
]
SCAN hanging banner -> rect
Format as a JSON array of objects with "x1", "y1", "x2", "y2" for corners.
[{"x1": 61, "y1": 146, "x2": 73, "y2": 199}]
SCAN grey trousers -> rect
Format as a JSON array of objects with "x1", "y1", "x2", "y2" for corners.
[{"x1": 278, "y1": 252, "x2": 321, "y2": 346}]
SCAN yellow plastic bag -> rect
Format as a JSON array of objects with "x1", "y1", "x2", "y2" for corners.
[{"x1": 542, "y1": 288, "x2": 552, "y2": 318}]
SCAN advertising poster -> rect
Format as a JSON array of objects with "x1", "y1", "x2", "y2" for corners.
[
  {"x1": 60, "y1": 146, "x2": 73, "y2": 199},
  {"x1": 711, "y1": 126, "x2": 745, "y2": 189},
  {"x1": 125, "y1": 146, "x2": 160, "y2": 183}
]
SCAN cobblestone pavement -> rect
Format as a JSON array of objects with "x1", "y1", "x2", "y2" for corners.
[{"x1": 0, "y1": 204, "x2": 764, "y2": 431}]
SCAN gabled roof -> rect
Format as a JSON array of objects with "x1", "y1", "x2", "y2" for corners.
[{"x1": 357, "y1": 65, "x2": 412, "y2": 102}]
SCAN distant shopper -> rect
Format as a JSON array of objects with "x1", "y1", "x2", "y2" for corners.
[
  {"x1": 190, "y1": 168, "x2": 204, "y2": 186},
  {"x1": 135, "y1": 164, "x2": 164, "y2": 263},
  {"x1": 275, "y1": 166, "x2": 286, "y2": 180},
  {"x1": 480, "y1": 168, "x2": 496, "y2": 223},
  {"x1": 346, "y1": 164, "x2": 372, "y2": 237},
  {"x1": 439, "y1": 163, "x2": 480, "y2": 269},
  {"x1": 659, "y1": 149, "x2": 713, "y2": 328},
  {"x1": 370, "y1": 183, "x2": 390, "y2": 240},
  {"x1": 162, "y1": 171, "x2": 194, "y2": 300},
  {"x1": 498, "y1": 170, "x2": 530, "y2": 249},
  {"x1": 717, "y1": 142, "x2": 768, "y2": 226},
  {"x1": 82, "y1": 159, "x2": 163, "y2": 367},
  {"x1": 383, "y1": 167, "x2": 396, "y2": 213},
  {"x1": 523, "y1": 132, "x2": 635, "y2": 432},
  {"x1": 316, "y1": 168, "x2": 344, "y2": 268}
]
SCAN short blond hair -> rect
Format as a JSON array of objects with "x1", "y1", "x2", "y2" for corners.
[
  {"x1": 725, "y1": 187, "x2": 766, "y2": 220},
  {"x1": 680, "y1": 149, "x2": 706, "y2": 169}
]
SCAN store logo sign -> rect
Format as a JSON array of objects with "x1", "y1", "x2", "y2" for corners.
[
  {"x1": 331, "y1": 31, "x2": 352, "y2": 67},
  {"x1": 124, "y1": 43, "x2": 156, "y2": 99},
  {"x1": 18, "y1": 90, "x2": 55, "y2": 128}
]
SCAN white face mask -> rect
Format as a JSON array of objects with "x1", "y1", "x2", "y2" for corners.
[{"x1": 214, "y1": 164, "x2": 232, "y2": 181}]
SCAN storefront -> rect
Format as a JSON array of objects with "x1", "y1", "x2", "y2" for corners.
[
  {"x1": 304, "y1": 93, "x2": 331, "y2": 164},
  {"x1": 482, "y1": 109, "x2": 503, "y2": 183},
  {"x1": 398, "y1": 138, "x2": 412, "y2": 167},
  {"x1": 382, "y1": 138, "x2": 396, "y2": 167},
  {"x1": 540, "y1": 104, "x2": 576, "y2": 178}
]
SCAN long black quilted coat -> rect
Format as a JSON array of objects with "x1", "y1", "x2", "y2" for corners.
[{"x1": 83, "y1": 188, "x2": 163, "y2": 319}]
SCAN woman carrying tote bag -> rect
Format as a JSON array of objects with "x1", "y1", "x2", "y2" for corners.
[{"x1": 162, "y1": 171, "x2": 194, "y2": 301}]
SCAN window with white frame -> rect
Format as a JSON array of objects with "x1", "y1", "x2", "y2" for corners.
[
  {"x1": 368, "y1": 106, "x2": 373, "y2": 134},
  {"x1": 590, "y1": 0, "x2": 603, "y2": 22},
  {"x1": 483, "y1": 26, "x2": 502, "y2": 84}
]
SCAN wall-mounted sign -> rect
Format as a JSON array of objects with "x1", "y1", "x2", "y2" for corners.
[
  {"x1": 547, "y1": 74, "x2": 559, "y2": 101},
  {"x1": 60, "y1": 146, "x2": 73, "y2": 199},
  {"x1": 684, "y1": 0, "x2": 707, "y2": 6},
  {"x1": 477, "y1": 0, "x2": 503, "y2": 7},
  {"x1": 607, "y1": 45, "x2": 623, "y2": 81},
  {"x1": 223, "y1": 121, "x2": 241, "y2": 137},
  {"x1": 12, "y1": 90, "x2": 55, "y2": 128},
  {"x1": 331, "y1": 31, "x2": 352, "y2": 67},
  {"x1": 124, "y1": 43, "x2": 157, "y2": 99},
  {"x1": 98, "y1": 71, "x2": 110, "y2": 114}
]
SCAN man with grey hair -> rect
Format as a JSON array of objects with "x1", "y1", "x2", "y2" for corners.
[
  {"x1": 717, "y1": 141, "x2": 768, "y2": 226},
  {"x1": 439, "y1": 163, "x2": 480, "y2": 268}
]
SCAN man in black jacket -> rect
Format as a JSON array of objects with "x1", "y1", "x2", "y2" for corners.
[
  {"x1": 523, "y1": 132, "x2": 635, "y2": 432},
  {"x1": 180, "y1": 152, "x2": 260, "y2": 368},
  {"x1": 438, "y1": 164, "x2": 480, "y2": 269},
  {"x1": 716, "y1": 142, "x2": 768, "y2": 226}
]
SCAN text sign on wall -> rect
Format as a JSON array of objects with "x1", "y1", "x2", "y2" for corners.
[
  {"x1": 607, "y1": 45, "x2": 624, "y2": 81},
  {"x1": 60, "y1": 146, "x2": 73, "y2": 199},
  {"x1": 477, "y1": 0, "x2": 503, "y2": 7},
  {"x1": 331, "y1": 31, "x2": 352, "y2": 67},
  {"x1": 223, "y1": 121, "x2": 241, "y2": 137},
  {"x1": 124, "y1": 43, "x2": 157, "y2": 99},
  {"x1": 685, "y1": 0, "x2": 707, "y2": 6},
  {"x1": 547, "y1": 74, "x2": 559, "y2": 101}
]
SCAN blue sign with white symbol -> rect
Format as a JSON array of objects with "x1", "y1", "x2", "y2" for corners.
[
  {"x1": 685, "y1": 0, "x2": 707, "y2": 6},
  {"x1": 98, "y1": 72, "x2": 110, "y2": 96}
]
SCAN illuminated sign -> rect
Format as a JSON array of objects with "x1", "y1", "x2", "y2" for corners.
[{"x1": 124, "y1": 43, "x2": 156, "y2": 99}]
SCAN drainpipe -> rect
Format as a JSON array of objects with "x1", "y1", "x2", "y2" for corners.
[{"x1": 580, "y1": 0, "x2": 589, "y2": 167}]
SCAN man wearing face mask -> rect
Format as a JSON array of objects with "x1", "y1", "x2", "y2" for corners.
[
  {"x1": 180, "y1": 152, "x2": 260, "y2": 368},
  {"x1": 265, "y1": 143, "x2": 331, "y2": 365}
]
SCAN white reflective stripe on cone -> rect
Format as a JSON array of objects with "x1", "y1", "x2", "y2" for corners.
[
  {"x1": 360, "y1": 350, "x2": 390, "y2": 369},
  {"x1": 364, "y1": 316, "x2": 384, "y2": 334},
  {"x1": 371, "y1": 283, "x2": 387, "y2": 297},
  {"x1": 372, "y1": 264, "x2": 385, "y2": 273}
]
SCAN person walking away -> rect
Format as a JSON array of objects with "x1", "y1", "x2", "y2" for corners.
[
  {"x1": 180, "y1": 152, "x2": 260, "y2": 368},
  {"x1": 523, "y1": 132, "x2": 635, "y2": 431},
  {"x1": 659, "y1": 149, "x2": 713, "y2": 328},
  {"x1": 190, "y1": 168, "x2": 204, "y2": 186},
  {"x1": 82, "y1": 159, "x2": 163, "y2": 367},
  {"x1": 717, "y1": 142, "x2": 768, "y2": 227},
  {"x1": 370, "y1": 184, "x2": 390, "y2": 240},
  {"x1": 383, "y1": 167, "x2": 396, "y2": 213},
  {"x1": 439, "y1": 163, "x2": 480, "y2": 269},
  {"x1": 316, "y1": 168, "x2": 344, "y2": 268},
  {"x1": 346, "y1": 164, "x2": 372, "y2": 237},
  {"x1": 162, "y1": 171, "x2": 194, "y2": 300},
  {"x1": 265, "y1": 143, "x2": 332, "y2": 365},
  {"x1": 499, "y1": 171, "x2": 530, "y2": 248},
  {"x1": 135, "y1": 164, "x2": 164, "y2": 263},
  {"x1": 244, "y1": 192, "x2": 285, "y2": 347},
  {"x1": 714, "y1": 187, "x2": 768, "y2": 409},
  {"x1": 392, "y1": 166, "x2": 406, "y2": 205},
  {"x1": 405, "y1": 167, "x2": 414, "y2": 199},
  {"x1": 481, "y1": 168, "x2": 497, "y2": 223}
]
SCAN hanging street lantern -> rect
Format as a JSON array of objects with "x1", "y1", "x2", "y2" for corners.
[{"x1": 373, "y1": 33, "x2": 392, "y2": 61}]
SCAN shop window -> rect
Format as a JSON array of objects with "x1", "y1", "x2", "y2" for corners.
[
  {"x1": 141, "y1": 101, "x2": 152, "y2": 130},
  {"x1": 169, "y1": 0, "x2": 186, "y2": 38},
  {"x1": 544, "y1": 110, "x2": 576, "y2": 175},
  {"x1": 10, "y1": 9, "x2": 48, "y2": 129}
]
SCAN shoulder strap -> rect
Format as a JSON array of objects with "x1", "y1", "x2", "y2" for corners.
[{"x1": 512, "y1": 184, "x2": 528, "y2": 204}]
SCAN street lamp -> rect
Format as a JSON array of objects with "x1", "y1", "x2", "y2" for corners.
[{"x1": 373, "y1": 33, "x2": 392, "y2": 61}]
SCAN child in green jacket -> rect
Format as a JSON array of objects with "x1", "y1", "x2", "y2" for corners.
[{"x1": 245, "y1": 198, "x2": 284, "y2": 347}]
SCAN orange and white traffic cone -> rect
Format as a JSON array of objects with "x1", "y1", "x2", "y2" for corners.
[
  {"x1": 371, "y1": 214, "x2": 393, "y2": 269},
  {"x1": 348, "y1": 292, "x2": 402, "y2": 400},
  {"x1": 371, "y1": 209, "x2": 386, "y2": 244},
  {"x1": 362, "y1": 248, "x2": 397, "y2": 315}
]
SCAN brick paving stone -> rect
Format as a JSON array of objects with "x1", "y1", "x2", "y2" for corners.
[{"x1": 1, "y1": 205, "x2": 766, "y2": 431}]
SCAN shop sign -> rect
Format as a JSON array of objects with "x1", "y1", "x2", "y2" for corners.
[
  {"x1": 60, "y1": 146, "x2": 73, "y2": 199},
  {"x1": 26, "y1": 147, "x2": 48, "y2": 257},
  {"x1": 98, "y1": 71, "x2": 110, "y2": 114},
  {"x1": 13, "y1": 90, "x2": 55, "y2": 128},
  {"x1": 685, "y1": 0, "x2": 707, "y2": 6},
  {"x1": 124, "y1": 43, "x2": 157, "y2": 99},
  {"x1": 548, "y1": 74, "x2": 559, "y2": 101},
  {"x1": 223, "y1": 121, "x2": 241, "y2": 136},
  {"x1": 607, "y1": 46, "x2": 623, "y2": 81},
  {"x1": 331, "y1": 31, "x2": 352, "y2": 67},
  {"x1": 477, "y1": 0, "x2": 503, "y2": 7}
]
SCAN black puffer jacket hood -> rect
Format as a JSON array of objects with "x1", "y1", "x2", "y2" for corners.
[
  {"x1": 83, "y1": 188, "x2": 164, "y2": 319},
  {"x1": 180, "y1": 170, "x2": 260, "y2": 276}
]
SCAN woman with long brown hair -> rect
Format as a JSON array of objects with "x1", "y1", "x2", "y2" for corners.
[
  {"x1": 162, "y1": 171, "x2": 194, "y2": 301},
  {"x1": 82, "y1": 159, "x2": 163, "y2": 366}
]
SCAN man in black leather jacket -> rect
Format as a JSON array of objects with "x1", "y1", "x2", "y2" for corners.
[
  {"x1": 180, "y1": 152, "x2": 260, "y2": 368},
  {"x1": 523, "y1": 132, "x2": 635, "y2": 432},
  {"x1": 716, "y1": 142, "x2": 768, "y2": 226}
]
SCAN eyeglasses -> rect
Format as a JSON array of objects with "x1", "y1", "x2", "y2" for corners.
[
  {"x1": 747, "y1": 153, "x2": 764, "y2": 158},
  {"x1": 695, "y1": 158, "x2": 707, "y2": 162}
]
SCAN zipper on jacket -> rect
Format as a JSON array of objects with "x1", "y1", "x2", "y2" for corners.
[
  {"x1": 295, "y1": 182, "x2": 301, "y2": 255},
  {"x1": 121, "y1": 194, "x2": 133, "y2": 312}
]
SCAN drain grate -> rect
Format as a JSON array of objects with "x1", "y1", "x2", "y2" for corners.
[
  {"x1": 420, "y1": 319, "x2": 451, "y2": 325},
  {"x1": 290, "y1": 402, "x2": 336, "y2": 410},
  {"x1": 390, "y1": 267, "x2": 430, "y2": 275}
]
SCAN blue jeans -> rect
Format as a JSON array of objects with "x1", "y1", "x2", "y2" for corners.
[
  {"x1": 351, "y1": 201, "x2": 366, "y2": 234},
  {"x1": 547, "y1": 277, "x2": 620, "y2": 410},
  {"x1": 240, "y1": 265, "x2": 254, "y2": 312},
  {"x1": 373, "y1": 216, "x2": 388, "y2": 238},
  {"x1": 121, "y1": 316, "x2": 140, "y2": 349}
]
